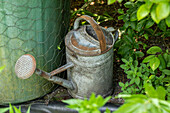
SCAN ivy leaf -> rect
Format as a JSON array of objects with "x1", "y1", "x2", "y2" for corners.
[
  {"x1": 108, "y1": 0, "x2": 116, "y2": 5},
  {"x1": 150, "y1": 57, "x2": 160, "y2": 71},
  {"x1": 165, "y1": 15, "x2": 170, "y2": 27},
  {"x1": 156, "y1": 2, "x2": 170, "y2": 21},
  {"x1": 147, "y1": 46, "x2": 162, "y2": 54},
  {"x1": 137, "y1": 4, "x2": 150, "y2": 20},
  {"x1": 151, "y1": 5, "x2": 160, "y2": 24},
  {"x1": 142, "y1": 55, "x2": 155, "y2": 63}
]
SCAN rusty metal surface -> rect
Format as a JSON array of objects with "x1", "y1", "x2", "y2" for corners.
[
  {"x1": 15, "y1": 15, "x2": 116, "y2": 100},
  {"x1": 74, "y1": 15, "x2": 106, "y2": 52},
  {"x1": 15, "y1": 54, "x2": 75, "y2": 90},
  {"x1": 15, "y1": 54, "x2": 36, "y2": 79},
  {"x1": 50, "y1": 62, "x2": 74, "y2": 77},
  {"x1": 66, "y1": 47, "x2": 114, "y2": 99},
  {"x1": 65, "y1": 25, "x2": 114, "y2": 56},
  {"x1": 35, "y1": 68, "x2": 74, "y2": 90},
  {"x1": 64, "y1": 15, "x2": 115, "y2": 98}
]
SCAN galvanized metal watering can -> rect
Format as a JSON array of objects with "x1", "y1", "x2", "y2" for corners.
[{"x1": 15, "y1": 15, "x2": 118, "y2": 99}]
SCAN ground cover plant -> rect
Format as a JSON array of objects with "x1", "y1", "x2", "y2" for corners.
[
  {"x1": 63, "y1": 84, "x2": 170, "y2": 113},
  {"x1": 0, "y1": 104, "x2": 30, "y2": 113}
]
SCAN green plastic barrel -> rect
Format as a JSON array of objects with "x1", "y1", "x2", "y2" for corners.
[{"x1": 0, "y1": 0, "x2": 70, "y2": 104}]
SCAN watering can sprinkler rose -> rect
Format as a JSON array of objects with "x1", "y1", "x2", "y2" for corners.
[{"x1": 15, "y1": 15, "x2": 118, "y2": 99}]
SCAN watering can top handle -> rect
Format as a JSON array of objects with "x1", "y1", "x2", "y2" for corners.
[{"x1": 73, "y1": 15, "x2": 107, "y2": 53}]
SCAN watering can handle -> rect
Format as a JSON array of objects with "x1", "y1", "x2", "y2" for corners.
[{"x1": 74, "y1": 15, "x2": 107, "y2": 53}]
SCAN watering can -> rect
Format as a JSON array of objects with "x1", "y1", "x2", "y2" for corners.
[{"x1": 15, "y1": 15, "x2": 118, "y2": 99}]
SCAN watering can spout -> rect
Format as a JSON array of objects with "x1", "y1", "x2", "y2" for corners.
[
  {"x1": 15, "y1": 15, "x2": 118, "y2": 99},
  {"x1": 15, "y1": 54, "x2": 75, "y2": 90},
  {"x1": 35, "y1": 68, "x2": 75, "y2": 90}
]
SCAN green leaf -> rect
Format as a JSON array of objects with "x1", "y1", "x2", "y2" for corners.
[
  {"x1": 158, "y1": 54, "x2": 166, "y2": 70},
  {"x1": 130, "y1": 11, "x2": 137, "y2": 21},
  {"x1": 163, "y1": 53, "x2": 169, "y2": 63},
  {"x1": 0, "y1": 65, "x2": 5, "y2": 73},
  {"x1": 156, "y1": 86, "x2": 166, "y2": 100},
  {"x1": 13, "y1": 106, "x2": 21, "y2": 113},
  {"x1": 158, "y1": 20, "x2": 167, "y2": 31},
  {"x1": 147, "y1": 46, "x2": 162, "y2": 54},
  {"x1": 143, "y1": 34, "x2": 149, "y2": 40},
  {"x1": 156, "y1": 2, "x2": 170, "y2": 21},
  {"x1": 145, "y1": 83, "x2": 158, "y2": 98},
  {"x1": 143, "y1": 55, "x2": 155, "y2": 63},
  {"x1": 130, "y1": 21, "x2": 137, "y2": 30},
  {"x1": 124, "y1": 21, "x2": 130, "y2": 28},
  {"x1": 120, "y1": 64, "x2": 128, "y2": 70},
  {"x1": 118, "y1": 15, "x2": 124, "y2": 20},
  {"x1": 0, "y1": 107, "x2": 9, "y2": 113},
  {"x1": 151, "y1": 0, "x2": 169, "y2": 3},
  {"x1": 145, "y1": 19, "x2": 155, "y2": 28},
  {"x1": 150, "y1": 57, "x2": 160, "y2": 71},
  {"x1": 127, "y1": 28, "x2": 133, "y2": 37},
  {"x1": 118, "y1": 9, "x2": 124, "y2": 14},
  {"x1": 135, "y1": 51, "x2": 144, "y2": 58},
  {"x1": 151, "y1": 5, "x2": 161, "y2": 24},
  {"x1": 162, "y1": 69, "x2": 170, "y2": 75},
  {"x1": 136, "y1": 19, "x2": 146, "y2": 32},
  {"x1": 107, "y1": 0, "x2": 116, "y2": 5},
  {"x1": 26, "y1": 106, "x2": 31, "y2": 113},
  {"x1": 118, "y1": 0, "x2": 123, "y2": 3},
  {"x1": 126, "y1": 71, "x2": 134, "y2": 76},
  {"x1": 9, "y1": 104, "x2": 14, "y2": 113},
  {"x1": 119, "y1": 82, "x2": 124, "y2": 87},
  {"x1": 149, "y1": 75, "x2": 155, "y2": 79},
  {"x1": 124, "y1": 2, "x2": 134, "y2": 8},
  {"x1": 114, "y1": 103, "x2": 142, "y2": 113},
  {"x1": 165, "y1": 15, "x2": 170, "y2": 27},
  {"x1": 62, "y1": 99, "x2": 83, "y2": 105},
  {"x1": 103, "y1": 96, "x2": 112, "y2": 105},
  {"x1": 137, "y1": 4, "x2": 150, "y2": 21},
  {"x1": 135, "y1": 77, "x2": 140, "y2": 85},
  {"x1": 122, "y1": 58, "x2": 128, "y2": 63},
  {"x1": 104, "y1": 108, "x2": 111, "y2": 113}
]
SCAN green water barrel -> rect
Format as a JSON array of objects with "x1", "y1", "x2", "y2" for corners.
[{"x1": 0, "y1": 0, "x2": 70, "y2": 104}]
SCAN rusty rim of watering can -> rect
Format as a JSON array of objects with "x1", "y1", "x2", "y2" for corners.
[
  {"x1": 15, "y1": 54, "x2": 36, "y2": 79},
  {"x1": 65, "y1": 15, "x2": 114, "y2": 56}
]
